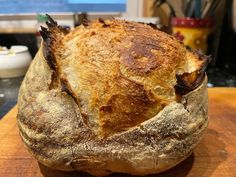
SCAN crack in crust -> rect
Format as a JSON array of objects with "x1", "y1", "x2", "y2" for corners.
[
  {"x1": 175, "y1": 50, "x2": 211, "y2": 95},
  {"x1": 40, "y1": 15, "x2": 92, "y2": 129}
]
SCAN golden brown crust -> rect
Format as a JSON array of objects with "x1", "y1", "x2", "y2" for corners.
[
  {"x1": 98, "y1": 74, "x2": 158, "y2": 136},
  {"x1": 17, "y1": 17, "x2": 209, "y2": 176},
  {"x1": 38, "y1": 19, "x2": 208, "y2": 137}
]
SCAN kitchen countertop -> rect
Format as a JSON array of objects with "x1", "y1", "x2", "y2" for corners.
[{"x1": 0, "y1": 88, "x2": 236, "y2": 177}]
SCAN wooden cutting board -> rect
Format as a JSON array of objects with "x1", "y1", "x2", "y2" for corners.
[{"x1": 0, "y1": 88, "x2": 236, "y2": 177}]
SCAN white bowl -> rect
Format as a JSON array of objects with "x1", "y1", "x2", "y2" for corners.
[{"x1": 0, "y1": 45, "x2": 32, "y2": 78}]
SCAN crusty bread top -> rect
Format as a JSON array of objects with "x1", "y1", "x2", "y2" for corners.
[{"x1": 40, "y1": 16, "x2": 209, "y2": 137}]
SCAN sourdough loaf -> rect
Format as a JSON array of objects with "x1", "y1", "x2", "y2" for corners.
[{"x1": 17, "y1": 16, "x2": 209, "y2": 176}]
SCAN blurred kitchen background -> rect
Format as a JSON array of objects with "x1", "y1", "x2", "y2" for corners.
[{"x1": 0, "y1": 0, "x2": 236, "y2": 118}]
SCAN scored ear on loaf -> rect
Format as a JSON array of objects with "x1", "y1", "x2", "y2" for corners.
[{"x1": 17, "y1": 15, "x2": 209, "y2": 176}]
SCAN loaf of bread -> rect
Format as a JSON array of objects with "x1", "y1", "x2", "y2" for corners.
[{"x1": 17, "y1": 16, "x2": 209, "y2": 176}]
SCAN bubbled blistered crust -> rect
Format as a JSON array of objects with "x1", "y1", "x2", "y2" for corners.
[{"x1": 17, "y1": 17, "x2": 209, "y2": 176}]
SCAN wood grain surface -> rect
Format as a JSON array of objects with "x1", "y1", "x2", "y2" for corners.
[{"x1": 0, "y1": 88, "x2": 236, "y2": 177}]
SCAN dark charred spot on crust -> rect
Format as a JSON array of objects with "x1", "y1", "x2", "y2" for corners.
[
  {"x1": 121, "y1": 35, "x2": 164, "y2": 73},
  {"x1": 40, "y1": 25, "x2": 59, "y2": 90},
  {"x1": 45, "y1": 14, "x2": 70, "y2": 35},
  {"x1": 40, "y1": 16, "x2": 58, "y2": 72},
  {"x1": 45, "y1": 14, "x2": 57, "y2": 27},
  {"x1": 159, "y1": 25, "x2": 172, "y2": 34},
  {"x1": 146, "y1": 23, "x2": 158, "y2": 29},
  {"x1": 40, "y1": 26, "x2": 57, "y2": 72},
  {"x1": 40, "y1": 26, "x2": 50, "y2": 41},
  {"x1": 43, "y1": 44, "x2": 57, "y2": 71},
  {"x1": 137, "y1": 22, "x2": 158, "y2": 30},
  {"x1": 103, "y1": 23, "x2": 110, "y2": 28},
  {"x1": 175, "y1": 51, "x2": 210, "y2": 95},
  {"x1": 40, "y1": 14, "x2": 71, "y2": 89},
  {"x1": 175, "y1": 71, "x2": 205, "y2": 95},
  {"x1": 82, "y1": 19, "x2": 89, "y2": 27},
  {"x1": 98, "y1": 18, "x2": 105, "y2": 23},
  {"x1": 99, "y1": 17, "x2": 110, "y2": 27},
  {"x1": 175, "y1": 74, "x2": 196, "y2": 95},
  {"x1": 40, "y1": 14, "x2": 70, "y2": 72}
]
